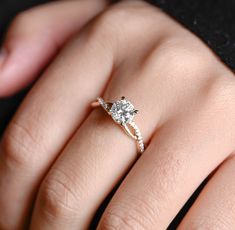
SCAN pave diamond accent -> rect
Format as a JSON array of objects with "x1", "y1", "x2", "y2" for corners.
[
  {"x1": 110, "y1": 98, "x2": 136, "y2": 125},
  {"x1": 129, "y1": 121, "x2": 145, "y2": 153},
  {"x1": 97, "y1": 97, "x2": 108, "y2": 110}
]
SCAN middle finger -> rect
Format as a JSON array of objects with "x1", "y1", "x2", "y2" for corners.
[{"x1": 0, "y1": 24, "x2": 114, "y2": 229}]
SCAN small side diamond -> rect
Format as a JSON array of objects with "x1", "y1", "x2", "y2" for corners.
[
  {"x1": 129, "y1": 121, "x2": 145, "y2": 153},
  {"x1": 97, "y1": 97, "x2": 108, "y2": 110}
]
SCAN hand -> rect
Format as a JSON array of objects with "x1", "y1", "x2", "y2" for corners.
[
  {"x1": 1, "y1": 0, "x2": 235, "y2": 229},
  {"x1": 0, "y1": 0, "x2": 109, "y2": 97}
]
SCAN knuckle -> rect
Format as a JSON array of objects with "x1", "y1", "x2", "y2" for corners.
[
  {"x1": 9, "y1": 8, "x2": 47, "y2": 38},
  {"x1": 156, "y1": 37, "x2": 215, "y2": 78},
  {"x1": 38, "y1": 169, "x2": 79, "y2": 219},
  {"x1": 100, "y1": 211, "x2": 145, "y2": 230},
  {"x1": 90, "y1": 8, "x2": 128, "y2": 41},
  {"x1": 2, "y1": 120, "x2": 43, "y2": 167},
  {"x1": 100, "y1": 1, "x2": 143, "y2": 25},
  {"x1": 99, "y1": 212, "x2": 130, "y2": 230},
  {"x1": 205, "y1": 77, "x2": 235, "y2": 114},
  {"x1": 91, "y1": 0, "x2": 157, "y2": 39},
  {"x1": 85, "y1": 0, "x2": 162, "y2": 59},
  {"x1": 100, "y1": 196, "x2": 157, "y2": 230},
  {"x1": 11, "y1": 10, "x2": 33, "y2": 30},
  {"x1": 180, "y1": 216, "x2": 232, "y2": 230},
  {"x1": 202, "y1": 77, "x2": 235, "y2": 139}
]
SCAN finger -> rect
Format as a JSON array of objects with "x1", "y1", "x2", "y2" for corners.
[
  {"x1": 30, "y1": 78, "x2": 161, "y2": 229},
  {"x1": 30, "y1": 3, "x2": 170, "y2": 228},
  {"x1": 0, "y1": 0, "x2": 108, "y2": 97},
  {"x1": 0, "y1": 26, "x2": 114, "y2": 229},
  {"x1": 178, "y1": 155, "x2": 235, "y2": 230},
  {"x1": 97, "y1": 91, "x2": 235, "y2": 229}
]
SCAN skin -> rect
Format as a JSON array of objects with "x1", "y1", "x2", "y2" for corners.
[
  {"x1": 0, "y1": 0, "x2": 110, "y2": 96},
  {"x1": 0, "y1": 0, "x2": 235, "y2": 229}
]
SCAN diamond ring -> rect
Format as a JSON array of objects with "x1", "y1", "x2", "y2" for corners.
[{"x1": 91, "y1": 96, "x2": 145, "y2": 154}]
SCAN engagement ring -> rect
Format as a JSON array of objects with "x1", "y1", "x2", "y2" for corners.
[{"x1": 92, "y1": 96, "x2": 145, "y2": 154}]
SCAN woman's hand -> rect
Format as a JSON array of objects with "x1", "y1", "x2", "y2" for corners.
[
  {"x1": 0, "y1": 0, "x2": 109, "y2": 97},
  {"x1": 1, "y1": 0, "x2": 235, "y2": 229}
]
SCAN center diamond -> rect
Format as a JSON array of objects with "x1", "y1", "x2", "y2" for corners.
[{"x1": 110, "y1": 98, "x2": 137, "y2": 124}]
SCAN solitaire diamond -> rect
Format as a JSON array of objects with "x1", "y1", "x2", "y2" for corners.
[{"x1": 110, "y1": 97, "x2": 137, "y2": 125}]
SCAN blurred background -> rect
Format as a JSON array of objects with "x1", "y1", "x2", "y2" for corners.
[{"x1": 0, "y1": 0, "x2": 49, "y2": 135}]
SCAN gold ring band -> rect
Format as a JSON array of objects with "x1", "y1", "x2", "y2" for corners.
[{"x1": 91, "y1": 96, "x2": 145, "y2": 154}]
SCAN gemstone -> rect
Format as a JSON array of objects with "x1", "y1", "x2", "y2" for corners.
[{"x1": 110, "y1": 98, "x2": 136, "y2": 124}]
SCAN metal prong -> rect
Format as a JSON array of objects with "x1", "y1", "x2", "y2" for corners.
[
  {"x1": 134, "y1": 109, "x2": 139, "y2": 114},
  {"x1": 121, "y1": 96, "x2": 125, "y2": 100}
]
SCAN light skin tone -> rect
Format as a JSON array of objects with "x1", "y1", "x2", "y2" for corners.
[{"x1": 0, "y1": 0, "x2": 235, "y2": 229}]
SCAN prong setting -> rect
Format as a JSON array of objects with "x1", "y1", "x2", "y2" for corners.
[{"x1": 109, "y1": 97, "x2": 137, "y2": 125}]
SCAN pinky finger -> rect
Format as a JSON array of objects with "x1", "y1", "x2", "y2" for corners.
[
  {"x1": 0, "y1": 0, "x2": 108, "y2": 97},
  {"x1": 179, "y1": 155, "x2": 235, "y2": 230}
]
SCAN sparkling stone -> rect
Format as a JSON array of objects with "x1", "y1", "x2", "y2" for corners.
[{"x1": 110, "y1": 98, "x2": 136, "y2": 124}]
